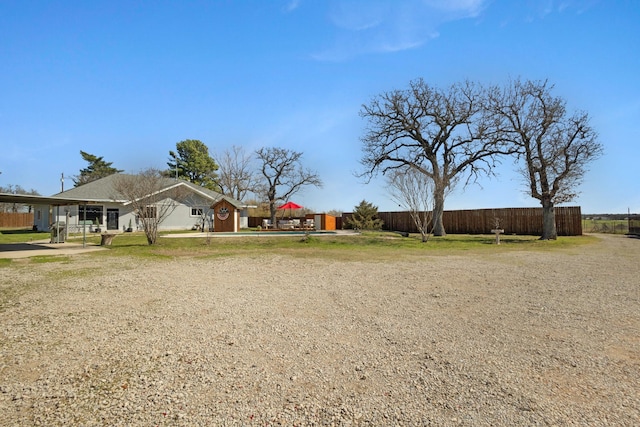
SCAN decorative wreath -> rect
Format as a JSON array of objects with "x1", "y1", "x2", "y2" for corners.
[{"x1": 217, "y1": 207, "x2": 230, "y2": 221}]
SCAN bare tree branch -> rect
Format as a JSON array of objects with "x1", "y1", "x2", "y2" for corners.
[
  {"x1": 255, "y1": 147, "x2": 323, "y2": 224},
  {"x1": 488, "y1": 79, "x2": 603, "y2": 239},
  {"x1": 216, "y1": 145, "x2": 258, "y2": 201},
  {"x1": 112, "y1": 169, "x2": 189, "y2": 245},
  {"x1": 387, "y1": 166, "x2": 435, "y2": 242},
  {"x1": 359, "y1": 78, "x2": 515, "y2": 236}
]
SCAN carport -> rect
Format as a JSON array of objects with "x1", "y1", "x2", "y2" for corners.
[{"x1": 0, "y1": 192, "x2": 95, "y2": 249}]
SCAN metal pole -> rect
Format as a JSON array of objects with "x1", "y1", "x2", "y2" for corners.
[
  {"x1": 55, "y1": 205, "x2": 60, "y2": 243},
  {"x1": 54, "y1": 173, "x2": 64, "y2": 244},
  {"x1": 82, "y1": 203, "x2": 87, "y2": 248},
  {"x1": 172, "y1": 153, "x2": 178, "y2": 180}
]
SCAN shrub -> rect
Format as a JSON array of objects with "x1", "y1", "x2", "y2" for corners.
[{"x1": 346, "y1": 200, "x2": 384, "y2": 231}]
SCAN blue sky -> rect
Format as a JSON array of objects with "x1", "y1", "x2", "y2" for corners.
[{"x1": 1, "y1": 0, "x2": 638, "y2": 214}]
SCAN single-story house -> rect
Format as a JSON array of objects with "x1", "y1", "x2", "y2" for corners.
[{"x1": 33, "y1": 174, "x2": 249, "y2": 233}]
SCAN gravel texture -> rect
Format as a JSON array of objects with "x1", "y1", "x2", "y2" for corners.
[{"x1": 1, "y1": 234, "x2": 638, "y2": 426}]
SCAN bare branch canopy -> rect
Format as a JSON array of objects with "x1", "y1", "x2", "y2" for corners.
[
  {"x1": 487, "y1": 79, "x2": 603, "y2": 239},
  {"x1": 359, "y1": 78, "x2": 516, "y2": 236},
  {"x1": 255, "y1": 147, "x2": 322, "y2": 224}
]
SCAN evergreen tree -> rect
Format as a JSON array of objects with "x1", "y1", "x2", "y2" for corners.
[
  {"x1": 346, "y1": 200, "x2": 384, "y2": 231},
  {"x1": 73, "y1": 151, "x2": 123, "y2": 187},
  {"x1": 167, "y1": 139, "x2": 219, "y2": 191}
]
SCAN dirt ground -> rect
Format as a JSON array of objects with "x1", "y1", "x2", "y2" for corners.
[{"x1": 0, "y1": 234, "x2": 638, "y2": 425}]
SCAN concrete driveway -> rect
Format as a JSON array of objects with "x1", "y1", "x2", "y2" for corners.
[{"x1": 0, "y1": 241, "x2": 106, "y2": 259}]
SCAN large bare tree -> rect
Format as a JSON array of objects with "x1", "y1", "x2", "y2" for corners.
[
  {"x1": 255, "y1": 147, "x2": 322, "y2": 224},
  {"x1": 216, "y1": 145, "x2": 258, "y2": 201},
  {"x1": 488, "y1": 79, "x2": 603, "y2": 240},
  {"x1": 387, "y1": 166, "x2": 435, "y2": 242},
  {"x1": 360, "y1": 78, "x2": 514, "y2": 236},
  {"x1": 112, "y1": 169, "x2": 188, "y2": 245}
]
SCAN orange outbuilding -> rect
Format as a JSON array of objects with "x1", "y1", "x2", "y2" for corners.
[{"x1": 306, "y1": 213, "x2": 336, "y2": 231}]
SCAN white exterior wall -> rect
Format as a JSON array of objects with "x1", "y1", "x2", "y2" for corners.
[
  {"x1": 239, "y1": 209, "x2": 248, "y2": 229},
  {"x1": 158, "y1": 202, "x2": 194, "y2": 230},
  {"x1": 35, "y1": 195, "x2": 222, "y2": 234},
  {"x1": 33, "y1": 205, "x2": 50, "y2": 232},
  {"x1": 117, "y1": 207, "x2": 137, "y2": 232},
  {"x1": 47, "y1": 203, "x2": 134, "y2": 233},
  {"x1": 154, "y1": 195, "x2": 214, "y2": 231}
]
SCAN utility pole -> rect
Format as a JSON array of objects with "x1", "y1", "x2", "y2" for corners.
[{"x1": 172, "y1": 154, "x2": 179, "y2": 180}]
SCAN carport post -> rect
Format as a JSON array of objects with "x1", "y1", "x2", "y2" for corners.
[
  {"x1": 82, "y1": 203, "x2": 87, "y2": 248},
  {"x1": 55, "y1": 205, "x2": 60, "y2": 244}
]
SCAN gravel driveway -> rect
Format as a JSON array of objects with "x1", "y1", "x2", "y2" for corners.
[{"x1": 1, "y1": 234, "x2": 638, "y2": 426}]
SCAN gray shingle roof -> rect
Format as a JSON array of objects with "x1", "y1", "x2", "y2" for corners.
[{"x1": 51, "y1": 174, "x2": 244, "y2": 208}]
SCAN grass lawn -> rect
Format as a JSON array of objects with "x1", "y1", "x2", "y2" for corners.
[
  {"x1": 0, "y1": 228, "x2": 51, "y2": 243},
  {"x1": 1, "y1": 227, "x2": 600, "y2": 264},
  {"x1": 70, "y1": 230, "x2": 599, "y2": 260}
]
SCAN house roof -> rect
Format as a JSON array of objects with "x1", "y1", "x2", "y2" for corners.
[
  {"x1": 49, "y1": 174, "x2": 245, "y2": 209},
  {"x1": 0, "y1": 193, "x2": 94, "y2": 206}
]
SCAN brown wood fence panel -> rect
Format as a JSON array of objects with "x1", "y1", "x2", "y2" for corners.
[
  {"x1": 248, "y1": 217, "x2": 262, "y2": 228},
  {"x1": 629, "y1": 216, "x2": 640, "y2": 236},
  {"x1": 366, "y1": 207, "x2": 582, "y2": 236},
  {"x1": 252, "y1": 207, "x2": 583, "y2": 236},
  {"x1": 0, "y1": 212, "x2": 34, "y2": 228}
]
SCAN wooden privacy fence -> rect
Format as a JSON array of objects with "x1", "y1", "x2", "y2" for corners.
[
  {"x1": 367, "y1": 207, "x2": 583, "y2": 236},
  {"x1": 0, "y1": 212, "x2": 34, "y2": 228},
  {"x1": 629, "y1": 216, "x2": 640, "y2": 236}
]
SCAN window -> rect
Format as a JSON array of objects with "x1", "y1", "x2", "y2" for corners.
[
  {"x1": 139, "y1": 206, "x2": 157, "y2": 219},
  {"x1": 79, "y1": 205, "x2": 104, "y2": 225},
  {"x1": 191, "y1": 208, "x2": 204, "y2": 217}
]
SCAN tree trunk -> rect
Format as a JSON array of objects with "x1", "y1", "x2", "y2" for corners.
[
  {"x1": 269, "y1": 202, "x2": 277, "y2": 226},
  {"x1": 143, "y1": 219, "x2": 158, "y2": 245},
  {"x1": 432, "y1": 189, "x2": 446, "y2": 236},
  {"x1": 540, "y1": 199, "x2": 557, "y2": 240}
]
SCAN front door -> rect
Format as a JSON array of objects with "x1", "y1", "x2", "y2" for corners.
[{"x1": 106, "y1": 209, "x2": 119, "y2": 231}]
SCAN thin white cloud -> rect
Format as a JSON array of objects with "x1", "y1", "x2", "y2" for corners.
[
  {"x1": 378, "y1": 39, "x2": 427, "y2": 53},
  {"x1": 423, "y1": 0, "x2": 486, "y2": 17},
  {"x1": 283, "y1": 0, "x2": 300, "y2": 13},
  {"x1": 327, "y1": 1, "x2": 387, "y2": 31},
  {"x1": 524, "y1": 0, "x2": 600, "y2": 21},
  {"x1": 557, "y1": 1, "x2": 571, "y2": 13},
  {"x1": 311, "y1": 0, "x2": 489, "y2": 61}
]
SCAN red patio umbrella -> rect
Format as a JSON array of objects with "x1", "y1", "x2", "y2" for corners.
[{"x1": 277, "y1": 201, "x2": 303, "y2": 217}]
